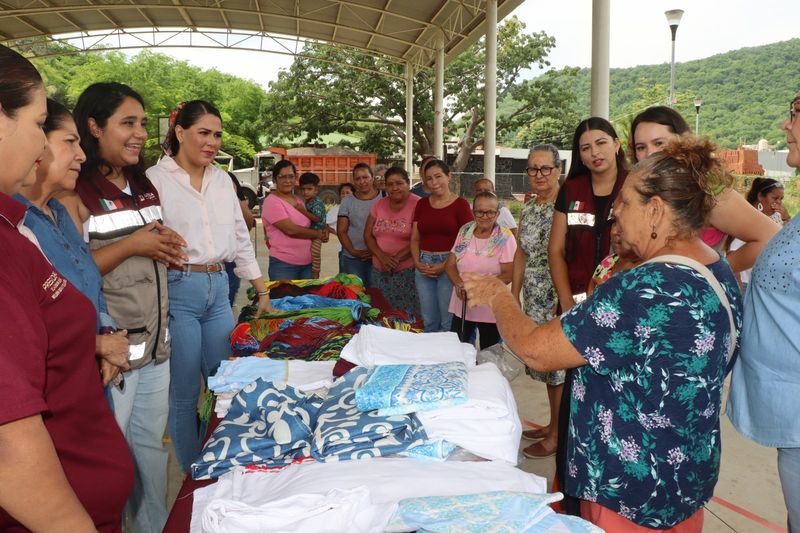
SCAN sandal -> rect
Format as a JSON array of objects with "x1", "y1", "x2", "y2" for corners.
[
  {"x1": 522, "y1": 427, "x2": 549, "y2": 441},
  {"x1": 522, "y1": 441, "x2": 557, "y2": 459}
]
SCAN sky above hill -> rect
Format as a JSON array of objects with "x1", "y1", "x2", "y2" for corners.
[{"x1": 158, "y1": 0, "x2": 797, "y2": 89}]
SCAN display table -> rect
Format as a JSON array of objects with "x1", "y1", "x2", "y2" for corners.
[{"x1": 164, "y1": 287, "x2": 405, "y2": 532}]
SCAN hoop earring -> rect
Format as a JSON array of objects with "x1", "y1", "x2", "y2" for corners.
[
  {"x1": 756, "y1": 202, "x2": 764, "y2": 212},
  {"x1": 650, "y1": 226, "x2": 658, "y2": 240}
]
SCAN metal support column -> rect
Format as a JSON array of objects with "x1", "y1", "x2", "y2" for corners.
[
  {"x1": 434, "y1": 36, "x2": 445, "y2": 159},
  {"x1": 484, "y1": 0, "x2": 498, "y2": 184},
  {"x1": 590, "y1": 0, "x2": 610, "y2": 119},
  {"x1": 405, "y1": 61, "x2": 414, "y2": 174}
]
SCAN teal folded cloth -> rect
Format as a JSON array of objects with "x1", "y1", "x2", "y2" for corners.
[{"x1": 355, "y1": 362, "x2": 468, "y2": 416}]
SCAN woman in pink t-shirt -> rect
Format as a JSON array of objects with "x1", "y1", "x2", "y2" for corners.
[
  {"x1": 261, "y1": 160, "x2": 328, "y2": 280},
  {"x1": 364, "y1": 166, "x2": 420, "y2": 316},
  {"x1": 445, "y1": 191, "x2": 516, "y2": 349}
]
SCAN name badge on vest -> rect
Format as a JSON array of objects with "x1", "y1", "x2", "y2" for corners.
[{"x1": 567, "y1": 212, "x2": 595, "y2": 227}]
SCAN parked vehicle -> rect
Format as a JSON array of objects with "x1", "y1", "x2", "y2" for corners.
[{"x1": 232, "y1": 146, "x2": 377, "y2": 207}]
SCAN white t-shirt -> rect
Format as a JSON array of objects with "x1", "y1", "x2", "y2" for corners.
[{"x1": 496, "y1": 205, "x2": 517, "y2": 230}]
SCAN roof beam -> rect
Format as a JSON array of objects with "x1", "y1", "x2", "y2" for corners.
[
  {"x1": 171, "y1": 0, "x2": 196, "y2": 29},
  {"x1": 0, "y1": 4, "x2": 439, "y2": 55},
  {"x1": 365, "y1": 0, "x2": 390, "y2": 50}
]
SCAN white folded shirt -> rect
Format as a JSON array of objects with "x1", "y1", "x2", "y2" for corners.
[
  {"x1": 417, "y1": 362, "x2": 522, "y2": 464},
  {"x1": 341, "y1": 325, "x2": 476, "y2": 368}
]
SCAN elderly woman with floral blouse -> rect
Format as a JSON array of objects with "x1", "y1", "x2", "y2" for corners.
[{"x1": 464, "y1": 134, "x2": 742, "y2": 531}]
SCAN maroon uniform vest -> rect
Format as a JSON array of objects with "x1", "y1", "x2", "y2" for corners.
[{"x1": 562, "y1": 169, "x2": 627, "y2": 295}]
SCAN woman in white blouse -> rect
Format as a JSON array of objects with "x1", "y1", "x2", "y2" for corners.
[{"x1": 146, "y1": 100, "x2": 273, "y2": 472}]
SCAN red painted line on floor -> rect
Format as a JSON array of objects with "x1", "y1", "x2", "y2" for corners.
[
  {"x1": 521, "y1": 419, "x2": 786, "y2": 531},
  {"x1": 710, "y1": 496, "x2": 787, "y2": 532},
  {"x1": 522, "y1": 419, "x2": 546, "y2": 429}
]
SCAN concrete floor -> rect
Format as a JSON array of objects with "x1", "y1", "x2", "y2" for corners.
[{"x1": 163, "y1": 221, "x2": 788, "y2": 533}]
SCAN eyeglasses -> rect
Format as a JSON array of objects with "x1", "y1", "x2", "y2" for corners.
[
  {"x1": 526, "y1": 166, "x2": 556, "y2": 177},
  {"x1": 473, "y1": 210, "x2": 498, "y2": 218}
]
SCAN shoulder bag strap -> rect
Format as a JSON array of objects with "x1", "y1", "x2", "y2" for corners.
[{"x1": 644, "y1": 254, "x2": 736, "y2": 364}]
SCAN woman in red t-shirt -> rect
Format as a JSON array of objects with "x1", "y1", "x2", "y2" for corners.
[{"x1": 410, "y1": 159, "x2": 473, "y2": 332}]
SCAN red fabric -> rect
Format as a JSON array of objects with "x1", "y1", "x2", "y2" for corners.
[
  {"x1": 0, "y1": 193, "x2": 133, "y2": 532},
  {"x1": 412, "y1": 196, "x2": 473, "y2": 251},
  {"x1": 580, "y1": 501, "x2": 704, "y2": 532},
  {"x1": 556, "y1": 171, "x2": 627, "y2": 295}
]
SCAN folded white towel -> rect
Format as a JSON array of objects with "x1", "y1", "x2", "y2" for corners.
[
  {"x1": 417, "y1": 362, "x2": 522, "y2": 464},
  {"x1": 341, "y1": 325, "x2": 476, "y2": 368}
]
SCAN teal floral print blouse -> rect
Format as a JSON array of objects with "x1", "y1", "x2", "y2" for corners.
[{"x1": 560, "y1": 260, "x2": 742, "y2": 528}]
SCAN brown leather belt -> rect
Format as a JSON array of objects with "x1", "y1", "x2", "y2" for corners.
[{"x1": 168, "y1": 263, "x2": 225, "y2": 273}]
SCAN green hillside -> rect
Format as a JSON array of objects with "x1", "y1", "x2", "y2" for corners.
[{"x1": 570, "y1": 38, "x2": 800, "y2": 149}]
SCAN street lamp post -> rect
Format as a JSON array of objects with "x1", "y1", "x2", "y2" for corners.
[
  {"x1": 693, "y1": 97, "x2": 703, "y2": 135},
  {"x1": 665, "y1": 9, "x2": 684, "y2": 108}
]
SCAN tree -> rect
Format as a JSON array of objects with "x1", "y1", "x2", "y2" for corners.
[
  {"x1": 263, "y1": 16, "x2": 578, "y2": 172},
  {"x1": 33, "y1": 50, "x2": 272, "y2": 167}
]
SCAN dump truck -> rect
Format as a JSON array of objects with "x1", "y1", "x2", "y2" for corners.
[{"x1": 231, "y1": 146, "x2": 377, "y2": 207}]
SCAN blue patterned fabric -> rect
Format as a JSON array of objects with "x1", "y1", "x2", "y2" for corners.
[
  {"x1": 207, "y1": 357, "x2": 286, "y2": 393},
  {"x1": 387, "y1": 491, "x2": 602, "y2": 533},
  {"x1": 355, "y1": 362, "x2": 469, "y2": 416},
  {"x1": 311, "y1": 368, "x2": 431, "y2": 461},
  {"x1": 191, "y1": 379, "x2": 321, "y2": 479},
  {"x1": 193, "y1": 368, "x2": 437, "y2": 479},
  {"x1": 560, "y1": 260, "x2": 742, "y2": 528},
  {"x1": 270, "y1": 294, "x2": 372, "y2": 319}
]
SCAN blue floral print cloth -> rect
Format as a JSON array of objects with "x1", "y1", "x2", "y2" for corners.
[
  {"x1": 355, "y1": 362, "x2": 469, "y2": 416},
  {"x1": 193, "y1": 368, "x2": 439, "y2": 479},
  {"x1": 311, "y1": 368, "x2": 432, "y2": 460},
  {"x1": 192, "y1": 378, "x2": 321, "y2": 480},
  {"x1": 560, "y1": 260, "x2": 742, "y2": 528},
  {"x1": 387, "y1": 491, "x2": 603, "y2": 533}
]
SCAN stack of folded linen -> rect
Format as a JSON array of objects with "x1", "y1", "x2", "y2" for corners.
[
  {"x1": 416, "y1": 362, "x2": 522, "y2": 464},
  {"x1": 194, "y1": 368, "x2": 446, "y2": 480},
  {"x1": 341, "y1": 325, "x2": 476, "y2": 368},
  {"x1": 209, "y1": 358, "x2": 335, "y2": 417},
  {"x1": 191, "y1": 458, "x2": 549, "y2": 533},
  {"x1": 355, "y1": 362, "x2": 469, "y2": 416}
]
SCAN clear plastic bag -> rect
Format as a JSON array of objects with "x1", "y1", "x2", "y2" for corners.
[{"x1": 476, "y1": 343, "x2": 526, "y2": 382}]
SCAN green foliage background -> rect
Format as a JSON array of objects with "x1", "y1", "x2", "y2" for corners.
[{"x1": 569, "y1": 39, "x2": 800, "y2": 149}]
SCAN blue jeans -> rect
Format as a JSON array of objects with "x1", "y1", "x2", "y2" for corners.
[
  {"x1": 224, "y1": 261, "x2": 240, "y2": 306},
  {"x1": 110, "y1": 360, "x2": 170, "y2": 532},
  {"x1": 415, "y1": 251, "x2": 453, "y2": 332},
  {"x1": 341, "y1": 254, "x2": 373, "y2": 288},
  {"x1": 166, "y1": 269, "x2": 234, "y2": 472},
  {"x1": 268, "y1": 256, "x2": 312, "y2": 281},
  {"x1": 779, "y1": 447, "x2": 800, "y2": 532}
]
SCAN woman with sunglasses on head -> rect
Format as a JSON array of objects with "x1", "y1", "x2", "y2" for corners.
[
  {"x1": 0, "y1": 44, "x2": 133, "y2": 533},
  {"x1": 410, "y1": 158, "x2": 474, "y2": 332},
  {"x1": 728, "y1": 93, "x2": 800, "y2": 532},
  {"x1": 629, "y1": 105, "x2": 779, "y2": 272},
  {"x1": 71, "y1": 82, "x2": 186, "y2": 532},
  {"x1": 511, "y1": 144, "x2": 564, "y2": 458},
  {"x1": 445, "y1": 190, "x2": 516, "y2": 350},
  {"x1": 146, "y1": 100, "x2": 273, "y2": 478}
]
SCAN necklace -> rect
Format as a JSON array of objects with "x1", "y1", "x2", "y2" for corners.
[{"x1": 472, "y1": 235, "x2": 490, "y2": 256}]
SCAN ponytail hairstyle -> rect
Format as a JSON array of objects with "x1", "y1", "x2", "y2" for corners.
[
  {"x1": 745, "y1": 177, "x2": 782, "y2": 207},
  {"x1": 74, "y1": 82, "x2": 146, "y2": 179},
  {"x1": 162, "y1": 99, "x2": 222, "y2": 156},
  {"x1": 632, "y1": 133, "x2": 733, "y2": 236}
]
